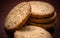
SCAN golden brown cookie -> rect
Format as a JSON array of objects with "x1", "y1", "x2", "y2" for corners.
[
  {"x1": 4, "y1": 2, "x2": 31, "y2": 31},
  {"x1": 28, "y1": 1, "x2": 55, "y2": 18},
  {"x1": 14, "y1": 26, "x2": 52, "y2": 38}
]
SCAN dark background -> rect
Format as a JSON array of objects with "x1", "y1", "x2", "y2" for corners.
[{"x1": 0, "y1": 0, "x2": 60, "y2": 38}]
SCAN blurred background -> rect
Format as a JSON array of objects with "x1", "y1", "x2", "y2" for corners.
[{"x1": 0, "y1": 0, "x2": 60, "y2": 38}]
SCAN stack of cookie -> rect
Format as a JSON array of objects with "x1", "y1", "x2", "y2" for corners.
[
  {"x1": 4, "y1": 1, "x2": 56, "y2": 38},
  {"x1": 28, "y1": 1, "x2": 56, "y2": 29}
]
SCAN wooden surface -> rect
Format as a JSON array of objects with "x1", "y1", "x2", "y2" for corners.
[{"x1": 0, "y1": 0, "x2": 60, "y2": 38}]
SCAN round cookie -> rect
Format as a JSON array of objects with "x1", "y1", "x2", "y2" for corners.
[
  {"x1": 30, "y1": 12, "x2": 56, "y2": 23},
  {"x1": 28, "y1": 21, "x2": 56, "y2": 29},
  {"x1": 28, "y1": 1, "x2": 55, "y2": 18},
  {"x1": 14, "y1": 26, "x2": 52, "y2": 38},
  {"x1": 4, "y1": 2, "x2": 31, "y2": 31}
]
